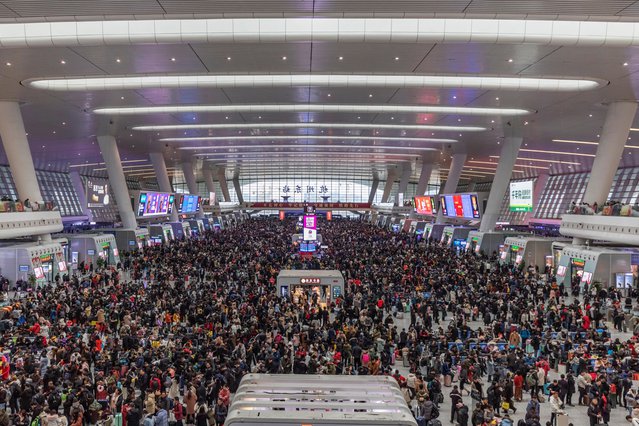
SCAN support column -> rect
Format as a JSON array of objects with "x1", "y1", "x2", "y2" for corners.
[
  {"x1": 523, "y1": 172, "x2": 549, "y2": 225},
  {"x1": 97, "y1": 135, "x2": 137, "y2": 229},
  {"x1": 181, "y1": 162, "x2": 204, "y2": 218},
  {"x1": 150, "y1": 152, "x2": 178, "y2": 221},
  {"x1": 202, "y1": 167, "x2": 216, "y2": 201},
  {"x1": 395, "y1": 163, "x2": 411, "y2": 205},
  {"x1": 367, "y1": 178, "x2": 380, "y2": 205},
  {"x1": 232, "y1": 177, "x2": 245, "y2": 204},
  {"x1": 69, "y1": 171, "x2": 94, "y2": 222},
  {"x1": 415, "y1": 162, "x2": 434, "y2": 196},
  {"x1": 436, "y1": 153, "x2": 467, "y2": 222},
  {"x1": 583, "y1": 101, "x2": 638, "y2": 205},
  {"x1": 574, "y1": 101, "x2": 637, "y2": 244},
  {"x1": 381, "y1": 167, "x2": 399, "y2": 203},
  {"x1": 479, "y1": 126, "x2": 524, "y2": 232},
  {"x1": 0, "y1": 102, "x2": 52, "y2": 241},
  {"x1": 215, "y1": 167, "x2": 231, "y2": 202}
]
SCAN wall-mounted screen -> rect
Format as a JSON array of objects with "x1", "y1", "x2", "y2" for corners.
[
  {"x1": 439, "y1": 193, "x2": 481, "y2": 219},
  {"x1": 86, "y1": 179, "x2": 110, "y2": 208},
  {"x1": 177, "y1": 194, "x2": 200, "y2": 214},
  {"x1": 414, "y1": 196, "x2": 436, "y2": 215},
  {"x1": 510, "y1": 180, "x2": 534, "y2": 212},
  {"x1": 136, "y1": 191, "x2": 174, "y2": 217}
]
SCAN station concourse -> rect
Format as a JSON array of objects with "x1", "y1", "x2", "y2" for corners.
[{"x1": 0, "y1": 2, "x2": 638, "y2": 426}]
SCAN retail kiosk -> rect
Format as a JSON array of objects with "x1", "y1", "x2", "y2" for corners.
[
  {"x1": 66, "y1": 233, "x2": 120, "y2": 268},
  {"x1": 147, "y1": 224, "x2": 175, "y2": 244},
  {"x1": 501, "y1": 236, "x2": 563, "y2": 270},
  {"x1": 555, "y1": 245, "x2": 633, "y2": 289},
  {"x1": 187, "y1": 219, "x2": 205, "y2": 235},
  {"x1": 167, "y1": 221, "x2": 191, "y2": 239},
  {"x1": 276, "y1": 270, "x2": 344, "y2": 307},
  {"x1": 466, "y1": 231, "x2": 522, "y2": 256},
  {"x1": 0, "y1": 240, "x2": 68, "y2": 285},
  {"x1": 441, "y1": 226, "x2": 475, "y2": 250}
]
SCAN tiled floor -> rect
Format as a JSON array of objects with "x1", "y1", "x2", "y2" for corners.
[{"x1": 392, "y1": 312, "x2": 631, "y2": 426}]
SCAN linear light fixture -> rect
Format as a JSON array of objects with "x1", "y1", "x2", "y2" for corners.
[
  {"x1": 200, "y1": 151, "x2": 417, "y2": 159},
  {"x1": 68, "y1": 159, "x2": 148, "y2": 168},
  {"x1": 553, "y1": 138, "x2": 639, "y2": 149},
  {"x1": 468, "y1": 160, "x2": 549, "y2": 169},
  {"x1": 520, "y1": 148, "x2": 595, "y2": 157},
  {"x1": 133, "y1": 122, "x2": 488, "y2": 132},
  {"x1": 158, "y1": 135, "x2": 457, "y2": 143},
  {"x1": 179, "y1": 144, "x2": 437, "y2": 152},
  {"x1": 161, "y1": 135, "x2": 457, "y2": 143},
  {"x1": 26, "y1": 74, "x2": 604, "y2": 92},
  {"x1": 93, "y1": 104, "x2": 533, "y2": 116},
  {"x1": 3, "y1": 18, "x2": 639, "y2": 49},
  {"x1": 488, "y1": 156, "x2": 582, "y2": 165},
  {"x1": 464, "y1": 165, "x2": 525, "y2": 172}
]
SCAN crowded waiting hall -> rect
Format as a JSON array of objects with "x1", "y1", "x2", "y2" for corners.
[{"x1": 1, "y1": 2, "x2": 639, "y2": 426}]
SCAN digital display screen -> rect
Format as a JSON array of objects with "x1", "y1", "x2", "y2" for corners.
[
  {"x1": 300, "y1": 243, "x2": 317, "y2": 252},
  {"x1": 414, "y1": 196, "x2": 435, "y2": 215},
  {"x1": 34, "y1": 267, "x2": 44, "y2": 279},
  {"x1": 303, "y1": 215, "x2": 317, "y2": 229},
  {"x1": 439, "y1": 193, "x2": 480, "y2": 218},
  {"x1": 303, "y1": 228, "x2": 317, "y2": 241},
  {"x1": 86, "y1": 179, "x2": 110, "y2": 208},
  {"x1": 500, "y1": 251, "x2": 508, "y2": 260},
  {"x1": 18, "y1": 265, "x2": 29, "y2": 272},
  {"x1": 58, "y1": 261, "x2": 68, "y2": 272},
  {"x1": 581, "y1": 271, "x2": 593, "y2": 284},
  {"x1": 177, "y1": 194, "x2": 200, "y2": 214},
  {"x1": 137, "y1": 191, "x2": 173, "y2": 217},
  {"x1": 556, "y1": 265, "x2": 567, "y2": 277},
  {"x1": 510, "y1": 180, "x2": 534, "y2": 212}
]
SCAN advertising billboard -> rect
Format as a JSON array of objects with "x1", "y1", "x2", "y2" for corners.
[{"x1": 510, "y1": 180, "x2": 534, "y2": 212}]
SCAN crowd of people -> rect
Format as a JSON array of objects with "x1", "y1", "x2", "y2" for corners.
[
  {"x1": 0, "y1": 217, "x2": 636, "y2": 426},
  {"x1": 567, "y1": 200, "x2": 639, "y2": 217}
]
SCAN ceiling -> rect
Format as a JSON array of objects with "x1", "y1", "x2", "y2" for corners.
[{"x1": 2, "y1": 4, "x2": 639, "y2": 184}]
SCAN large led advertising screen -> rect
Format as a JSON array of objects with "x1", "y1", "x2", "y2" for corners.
[
  {"x1": 414, "y1": 196, "x2": 435, "y2": 215},
  {"x1": 136, "y1": 192, "x2": 174, "y2": 217},
  {"x1": 510, "y1": 180, "x2": 534, "y2": 212},
  {"x1": 177, "y1": 194, "x2": 200, "y2": 214},
  {"x1": 439, "y1": 193, "x2": 481, "y2": 219},
  {"x1": 86, "y1": 179, "x2": 110, "y2": 208}
]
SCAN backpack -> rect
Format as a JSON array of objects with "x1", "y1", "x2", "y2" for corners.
[
  {"x1": 430, "y1": 404, "x2": 439, "y2": 419},
  {"x1": 427, "y1": 420, "x2": 442, "y2": 426}
]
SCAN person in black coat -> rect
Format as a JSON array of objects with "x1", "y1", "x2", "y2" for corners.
[{"x1": 456, "y1": 401, "x2": 469, "y2": 426}]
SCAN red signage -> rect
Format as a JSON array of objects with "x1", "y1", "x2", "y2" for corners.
[
  {"x1": 247, "y1": 202, "x2": 370, "y2": 209},
  {"x1": 326, "y1": 211, "x2": 332, "y2": 221},
  {"x1": 414, "y1": 196, "x2": 434, "y2": 215},
  {"x1": 279, "y1": 210, "x2": 285, "y2": 221}
]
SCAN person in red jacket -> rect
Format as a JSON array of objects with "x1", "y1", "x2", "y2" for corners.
[
  {"x1": 582, "y1": 314, "x2": 591, "y2": 330},
  {"x1": 514, "y1": 373, "x2": 524, "y2": 401}
]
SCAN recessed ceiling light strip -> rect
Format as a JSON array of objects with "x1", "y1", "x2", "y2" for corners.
[
  {"x1": 161, "y1": 135, "x2": 457, "y2": 143},
  {"x1": 93, "y1": 104, "x2": 532, "y2": 116},
  {"x1": 133, "y1": 122, "x2": 488, "y2": 132},
  {"x1": 179, "y1": 144, "x2": 437, "y2": 151},
  {"x1": 25, "y1": 74, "x2": 604, "y2": 92},
  {"x1": 552, "y1": 138, "x2": 639, "y2": 149}
]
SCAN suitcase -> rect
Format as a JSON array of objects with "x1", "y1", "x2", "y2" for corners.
[
  {"x1": 403, "y1": 354, "x2": 410, "y2": 367},
  {"x1": 557, "y1": 414, "x2": 570, "y2": 426},
  {"x1": 444, "y1": 374, "x2": 452, "y2": 387}
]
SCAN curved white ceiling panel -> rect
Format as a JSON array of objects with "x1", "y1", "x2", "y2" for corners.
[
  {"x1": 1, "y1": 18, "x2": 639, "y2": 48},
  {"x1": 93, "y1": 103, "x2": 533, "y2": 116},
  {"x1": 25, "y1": 74, "x2": 605, "y2": 92}
]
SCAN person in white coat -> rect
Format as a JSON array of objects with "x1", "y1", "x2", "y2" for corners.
[{"x1": 549, "y1": 391, "x2": 565, "y2": 426}]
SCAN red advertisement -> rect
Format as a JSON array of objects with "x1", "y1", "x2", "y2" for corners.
[
  {"x1": 279, "y1": 210, "x2": 285, "y2": 221},
  {"x1": 453, "y1": 195, "x2": 464, "y2": 217},
  {"x1": 414, "y1": 196, "x2": 434, "y2": 215}
]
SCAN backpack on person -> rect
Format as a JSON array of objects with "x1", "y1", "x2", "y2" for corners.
[
  {"x1": 430, "y1": 404, "x2": 439, "y2": 419},
  {"x1": 426, "y1": 420, "x2": 442, "y2": 426}
]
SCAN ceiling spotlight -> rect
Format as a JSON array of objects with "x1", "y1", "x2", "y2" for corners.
[
  {"x1": 495, "y1": 97, "x2": 500, "y2": 101},
  {"x1": 170, "y1": 57, "x2": 176, "y2": 62},
  {"x1": 116, "y1": 58, "x2": 121, "y2": 63},
  {"x1": 282, "y1": 56, "x2": 287, "y2": 60},
  {"x1": 338, "y1": 56, "x2": 344, "y2": 61},
  {"x1": 225, "y1": 116, "x2": 229, "y2": 120},
  {"x1": 227, "y1": 56, "x2": 232, "y2": 61},
  {"x1": 624, "y1": 62, "x2": 629, "y2": 66},
  {"x1": 369, "y1": 94, "x2": 373, "y2": 98},
  {"x1": 327, "y1": 93, "x2": 331, "y2": 97},
  {"x1": 120, "y1": 96, "x2": 124, "y2": 100},
  {"x1": 5, "y1": 62, "x2": 10, "y2": 66},
  {"x1": 394, "y1": 57, "x2": 399, "y2": 61},
  {"x1": 588, "y1": 114, "x2": 593, "y2": 117},
  {"x1": 453, "y1": 95, "x2": 457, "y2": 99},
  {"x1": 60, "y1": 59, "x2": 66, "y2": 64},
  {"x1": 508, "y1": 58, "x2": 514, "y2": 63},
  {"x1": 524, "y1": 121, "x2": 529, "y2": 125}
]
